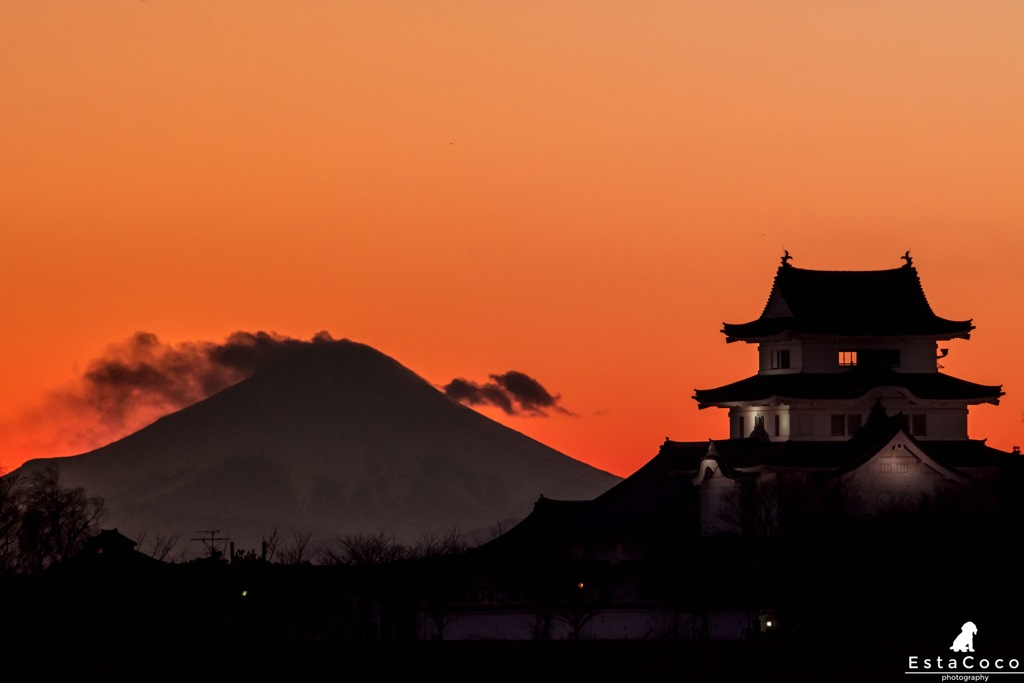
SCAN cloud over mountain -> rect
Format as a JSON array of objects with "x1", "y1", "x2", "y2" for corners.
[
  {"x1": 0, "y1": 331, "x2": 337, "y2": 462},
  {"x1": 0, "y1": 331, "x2": 577, "y2": 474},
  {"x1": 74, "y1": 330, "x2": 336, "y2": 427},
  {"x1": 443, "y1": 371, "x2": 575, "y2": 417},
  {"x1": 13, "y1": 339, "x2": 618, "y2": 551}
]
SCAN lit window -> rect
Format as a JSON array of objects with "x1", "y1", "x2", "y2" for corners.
[
  {"x1": 771, "y1": 349, "x2": 790, "y2": 369},
  {"x1": 839, "y1": 351, "x2": 857, "y2": 367}
]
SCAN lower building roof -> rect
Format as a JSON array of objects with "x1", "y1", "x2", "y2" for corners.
[
  {"x1": 474, "y1": 414, "x2": 1017, "y2": 558},
  {"x1": 662, "y1": 414, "x2": 1012, "y2": 476}
]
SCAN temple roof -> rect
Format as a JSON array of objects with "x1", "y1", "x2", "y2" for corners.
[
  {"x1": 723, "y1": 262, "x2": 974, "y2": 341},
  {"x1": 694, "y1": 367, "x2": 1003, "y2": 407}
]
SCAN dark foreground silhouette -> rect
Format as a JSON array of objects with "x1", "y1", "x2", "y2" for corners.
[{"x1": 3, "y1": 512, "x2": 1023, "y2": 682}]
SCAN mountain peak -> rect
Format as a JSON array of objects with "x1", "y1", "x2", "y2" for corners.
[{"x1": 16, "y1": 339, "x2": 619, "y2": 553}]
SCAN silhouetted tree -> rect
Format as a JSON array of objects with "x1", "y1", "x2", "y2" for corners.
[
  {"x1": 320, "y1": 532, "x2": 408, "y2": 566},
  {"x1": 148, "y1": 533, "x2": 181, "y2": 562},
  {"x1": 276, "y1": 530, "x2": 314, "y2": 565},
  {"x1": 133, "y1": 529, "x2": 181, "y2": 561},
  {"x1": 411, "y1": 528, "x2": 466, "y2": 559},
  {"x1": 554, "y1": 575, "x2": 602, "y2": 640},
  {"x1": 15, "y1": 468, "x2": 105, "y2": 573},
  {"x1": 488, "y1": 518, "x2": 510, "y2": 540},
  {"x1": 0, "y1": 473, "x2": 20, "y2": 573}
]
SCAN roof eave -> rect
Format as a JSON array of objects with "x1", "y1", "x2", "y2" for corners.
[{"x1": 723, "y1": 327, "x2": 974, "y2": 343}]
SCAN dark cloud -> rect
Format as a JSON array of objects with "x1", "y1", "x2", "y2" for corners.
[
  {"x1": 443, "y1": 371, "x2": 575, "y2": 417},
  {"x1": 64, "y1": 330, "x2": 338, "y2": 432},
  {"x1": 442, "y1": 378, "x2": 514, "y2": 414}
]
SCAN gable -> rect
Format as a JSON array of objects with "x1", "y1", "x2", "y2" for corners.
[
  {"x1": 840, "y1": 432, "x2": 967, "y2": 511},
  {"x1": 761, "y1": 287, "x2": 793, "y2": 319},
  {"x1": 847, "y1": 431, "x2": 967, "y2": 483}
]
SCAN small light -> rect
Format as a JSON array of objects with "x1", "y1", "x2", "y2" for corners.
[
  {"x1": 242, "y1": 590, "x2": 248, "y2": 597},
  {"x1": 577, "y1": 582, "x2": 584, "y2": 589}
]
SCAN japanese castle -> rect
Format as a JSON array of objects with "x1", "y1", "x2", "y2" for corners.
[
  {"x1": 437, "y1": 253, "x2": 1020, "y2": 641},
  {"x1": 683, "y1": 252, "x2": 1007, "y2": 534}
]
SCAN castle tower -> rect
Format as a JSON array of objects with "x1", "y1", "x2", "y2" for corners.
[
  {"x1": 683, "y1": 254, "x2": 1009, "y2": 534},
  {"x1": 694, "y1": 254, "x2": 1002, "y2": 442}
]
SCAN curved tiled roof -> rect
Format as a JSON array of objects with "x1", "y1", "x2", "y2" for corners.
[
  {"x1": 693, "y1": 368, "x2": 1002, "y2": 407},
  {"x1": 723, "y1": 263, "x2": 973, "y2": 341},
  {"x1": 662, "y1": 411, "x2": 1014, "y2": 476}
]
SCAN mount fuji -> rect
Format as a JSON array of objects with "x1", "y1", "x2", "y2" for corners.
[{"x1": 14, "y1": 340, "x2": 620, "y2": 554}]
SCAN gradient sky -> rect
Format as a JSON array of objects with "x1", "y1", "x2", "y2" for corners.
[{"x1": 2, "y1": 2, "x2": 1023, "y2": 477}]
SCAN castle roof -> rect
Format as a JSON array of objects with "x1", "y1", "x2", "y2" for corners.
[
  {"x1": 694, "y1": 367, "x2": 1002, "y2": 408},
  {"x1": 662, "y1": 416, "x2": 1013, "y2": 476},
  {"x1": 473, "y1": 443, "x2": 701, "y2": 557},
  {"x1": 722, "y1": 262, "x2": 974, "y2": 342},
  {"x1": 476, "y1": 419, "x2": 1016, "y2": 558}
]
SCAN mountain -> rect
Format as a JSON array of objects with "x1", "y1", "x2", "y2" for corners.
[{"x1": 14, "y1": 340, "x2": 620, "y2": 555}]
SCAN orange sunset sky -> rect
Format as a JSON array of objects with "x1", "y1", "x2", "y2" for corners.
[{"x1": 2, "y1": 2, "x2": 1023, "y2": 477}]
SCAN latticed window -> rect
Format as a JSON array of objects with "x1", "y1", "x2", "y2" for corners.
[{"x1": 831, "y1": 414, "x2": 862, "y2": 436}]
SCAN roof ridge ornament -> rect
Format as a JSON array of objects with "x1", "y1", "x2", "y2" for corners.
[
  {"x1": 781, "y1": 249, "x2": 792, "y2": 267},
  {"x1": 902, "y1": 250, "x2": 913, "y2": 267}
]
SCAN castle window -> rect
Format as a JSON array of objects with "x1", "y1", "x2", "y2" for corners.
[
  {"x1": 880, "y1": 462, "x2": 893, "y2": 473},
  {"x1": 831, "y1": 415, "x2": 846, "y2": 436},
  {"x1": 792, "y1": 414, "x2": 813, "y2": 437},
  {"x1": 911, "y1": 414, "x2": 927, "y2": 436},
  {"x1": 773, "y1": 414, "x2": 780, "y2": 437},
  {"x1": 859, "y1": 349, "x2": 901, "y2": 368},
  {"x1": 733, "y1": 414, "x2": 745, "y2": 437},
  {"x1": 896, "y1": 463, "x2": 910, "y2": 473},
  {"x1": 831, "y1": 414, "x2": 862, "y2": 436},
  {"x1": 771, "y1": 349, "x2": 790, "y2": 369},
  {"x1": 837, "y1": 349, "x2": 900, "y2": 368}
]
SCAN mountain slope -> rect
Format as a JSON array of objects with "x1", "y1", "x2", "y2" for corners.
[{"x1": 15, "y1": 340, "x2": 620, "y2": 552}]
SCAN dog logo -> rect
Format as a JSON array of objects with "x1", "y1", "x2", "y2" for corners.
[{"x1": 950, "y1": 621, "x2": 978, "y2": 653}]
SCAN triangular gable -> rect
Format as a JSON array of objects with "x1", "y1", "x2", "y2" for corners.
[
  {"x1": 761, "y1": 286, "x2": 793, "y2": 319},
  {"x1": 846, "y1": 430, "x2": 968, "y2": 484}
]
